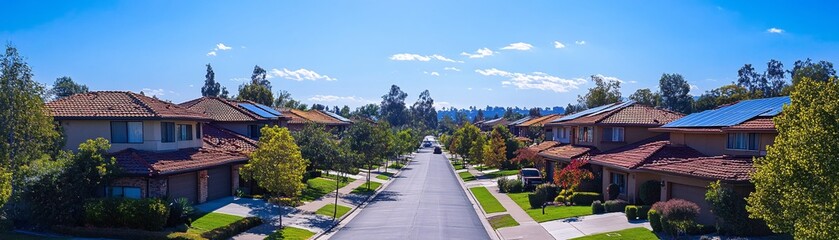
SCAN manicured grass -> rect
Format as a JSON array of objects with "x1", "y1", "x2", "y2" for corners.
[
  {"x1": 470, "y1": 187, "x2": 506, "y2": 213},
  {"x1": 376, "y1": 174, "x2": 390, "y2": 180},
  {"x1": 351, "y1": 181, "x2": 383, "y2": 194},
  {"x1": 507, "y1": 192, "x2": 591, "y2": 222},
  {"x1": 301, "y1": 177, "x2": 349, "y2": 202},
  {"x1": 569, "y1": 227, "x2": 658, "y2": 240},
  {"x1": 0, "y1": 232, "x2": 70, "y2": 240},
  {"x1": 388, "y1": 162, "x2": 405, "y2": 169},
  {"x1": 315, "y1": 204, "x2": 352, "y2": 218},
  {"x1": 452, "y1": 163, "x2": 465, "y2": 170},
  {"x1": 188, "y1": 212, "x2": 244, "y2": 234},
  {"x1": 459, "y1": 171, "x2": 476, "y2": 181},
  {"x1": 475, "y1": 165, "x2": 497, "y2": 171},
  {"x1": 488, "y1": 214, "x2": 520, "y2": 229},
  {"x1": 321, "y1": 173, "x2": 352, "y2": 184},
  {"x1": 482, "y1": 169, "x2": 519, "y2": 179},
  {"x1": 266, "y1": 226, "x2": 316, "y2": 240}
]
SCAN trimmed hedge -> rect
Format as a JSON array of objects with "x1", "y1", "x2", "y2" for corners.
[
  {"x1": 527, "y1": 193, "x2": 544, "y2": 209},
  {"x1": 625, "y1": 205, "x2": 638, "y2": 220},
  {"x1": 637, "y1": 205, "x2": 651, "y2": 220},
  {"x1": 570, "y1": 192, "x2": 600, "y2": 206},
  {"x1": 498, "y1": 178, "x2": 524, "y2": 193},
  {"x1": 199, "y1": 217, "x2": 263, "y2": 240},
  {"x1": 84, "y1": 198, "x2": 169, "y2": 231},
  {"x1": 534, "y1": 184, "x2": 559, "y2": 204},
  {"x1": 648, "y1": 209, "x2": 662, "y2": 232},
  {"x1": 603, "y1": 199, "x2": 628, "y2": 213},
  {"x1": 591, "y1": 201, "x2": 605, "y2": 214},
  {"x1": 55, "y1": 216, "x2": 263, "y2": 240}
]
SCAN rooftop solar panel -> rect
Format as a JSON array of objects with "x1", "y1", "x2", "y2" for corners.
[
  {"x1": 554, "y1": 102, "x2": 617, "y2": 122},
  {"x1": 239, "y1": 103, "x2": 280, "y2": 119},
  {"x1": 252, "y1": 103, "x2": 282, "y2": 116},
  {"x1": 588, "y1": 100, "x2": 636, "y2": 117},
  {"x1": 322, "y1": 110, "x2": 352, "y2": 122},
  {"x1": 509, "y1": 116, "x2": 532, "y2": 125},
  {"x1": 662, "y1": 96, "x2": 789, "y2": 128}
]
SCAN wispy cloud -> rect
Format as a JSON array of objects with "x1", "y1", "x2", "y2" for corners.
[
  {"x1": 216, "y1": 43, "x2": 232, "y2": 50},
  {"x1": 230, "y1": 77, "x2": 249, "y2": 82},
  {"x1": 270, "y1": 68, "x2": 336, "y2": 81},
  {"x1": 430, "y1": 54, "x2": 459, "y2": 63},
  {"x1": 501, "y1": 42, "x2": 534, "y2": 51},
  {"x1": 475, "y1": 68, "x2": 586, "y2": 93},
  {"x1": 767, "y1": 28, "x2": 784, "y2": 34},
  {"x1": 307, "y1": 95, "x2": 377, "y2": 107},
  {"x1": 575, "y1": 40, "x2": 586, "y2": 45},
  {"x1": 390, "y1": 53, "x2": 460, "y2": 62},
  {"x1": 434, "y1": 101, "x2": 453, "y2": 108},
  {"x1": 444, "y1": 67, "x2": 461, "y2": 72},
  {"x1": 461, "y1": 48, "x2": 494, "y2": 58},
  {"x1": 424, "y1": 71, "x2": 440, "y2": 76},
  {"x1": 554, "y1": 41, "x2": 566, "y2": 49},
  {"x1": 206, "y1": 51, "x2": 217, "y2": 56},
  {"x1": 593, "y1": 74, "x2": 624, "y2": 83},
  {"x1": 141, "y1": 88, "x2": 165, "y2": 96}
]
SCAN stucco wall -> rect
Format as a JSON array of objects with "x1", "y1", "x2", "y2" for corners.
[
  {"x1": 60, "y1": 119, "x2": 203, "y2": 152},
  {"x1": 678, "y1": 132, "x2": 777, "y2": 157}
]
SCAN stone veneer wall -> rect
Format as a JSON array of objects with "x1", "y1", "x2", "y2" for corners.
[{"x1": 198, "y1": 170, "x2": 209, "y2": 203}]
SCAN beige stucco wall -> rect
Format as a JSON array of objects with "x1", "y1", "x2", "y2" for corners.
[
  {"x1": 676, "y1": 132, "x2": 777, "y2": 157},
  {"x1": 574, "y1": 126, "x2": 661, "y2": 151},
  {"x1": 60, "y1": 119, "x2": 203, "y2": 153}
]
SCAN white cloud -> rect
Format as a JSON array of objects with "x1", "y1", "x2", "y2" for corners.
[
  {"x1": 434, "y1": 101, "x2": 453, "y2": 108},
  {"x1": 628, "y1": 80, "x2": 638, "y2": 84},
  {"x1": 484, "y1": 88, "x2": 493, "y2": 91},
  {"x1": 270, "y1": 68, "x2": 336, "y2": 81},
  {"x1": 430, "y1": 54, "x2": 458, "y2": 63},
  {"x1": 593, "y1": 74, "x2": 624, "y2": 83},
  {"x1": 141, "y1": 88, "x2": 165, "y2": 96},
  {"x1": 206, "y1": 51, "x2": 217, "y2": 56},
  {"x1": 689, "y1": 84, "x2": 702, "y2": 95},
  {"x1": 461, "y1": 48, "x2": 494, "y2": 58},
  {"x1": 467, "y1": 87, "x2": 473, "y2": 90},
  {"x1": 444, "y1": 67, "x2": 461, "y2": 72},
  {"x1": 501, "y1": 42, "x2": 534, "y2": 51},
  {"x1": 475, "y1": 68, "x2": 587, "y2": 93},
  {"x1": 307, "y1": 95, "x2": 377, "y2": 107},
  {"x1": 554, "y1": 41, "x2": 566, "y2": 49},
  {"x1": 575, "y1": 40, "x2": 587, "y2": 45},
  {"x1": 389, "y1": 53, "x2": 460, "y2": 63},
  {"x1": 216, "y1": 43, "x2": 232, "y2": 50},
  {"x1": 188, "y1": 84, "x2": 194, "y2": 88},
  {"x1": 767, "y1": 28, "x2": 784, "y2": 34},
  {"x1": 424, "y1": 71, "x2": 440, "y2": 76},
  {"x1": 230, "y1": 77, "x2": 249, "y2": 82}
]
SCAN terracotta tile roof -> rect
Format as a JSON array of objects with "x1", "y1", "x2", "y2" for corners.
[
  {"x1": 517, "y1": 114, "x2": 562, "y2": 127},
  {"x1": 282, "y1": 109, "x2": 349, "y2": 125},
  {"x1": 481, "y1": 118, "x2": 508, "y2": 126},
  {"x1": 179, "y1": 97, "x2": 266, "y2": 122},
  {"x1": 640, "y1": 156, "x2": 754, "y2": 182},
  {"x1": 556, "y1": 104, "x2": 683, "y2": 126},
  {"x1": 539, "y1": 145, "x2": 595, "y2": 160},
  {"x1": 528, "y1": 141, "x2": 560, "y2": 152},
  {"x1": 722, "y1": 117, "x2": 776, "y2": 132},
  {"x1": 111, "y1": 147, "x2": 248, "y2": 176},
  {"x1": 590, "y1": 135, "x2": 706, "y2": 169},
  {"x1": 515, "y1": 136, "x2": 532, "y2": 142},
  {"x1": 202, "y1": 124, "x2": 258, "y2": 154},
  {"x1": 47, "y1": 91, "x2": 210, "y2": 120}
]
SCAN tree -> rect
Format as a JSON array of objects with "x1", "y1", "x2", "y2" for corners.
[
  {"x1": 474, "y1": 109, "x2": 485, "y2": 123},
  {"x1": 50, "y1": 76, "x2": 88, "y2": 99},
  {"x1": 469, "y1": 134, "x2": 486, "y2": 168},
  {"x1": 737, "y1": 64, "x2": 766, "y2": 97},
  {"x1": 311, "y1": 104, "x2": 326, "y2": 111},
  {"x1": 554, "y1": 157, "x2": 594, "y2": 191},
  {"x1": 438, "y1": 115, "x2": 456, "y2": 134},
  {"x1": 293, "y1": 123, "x2": 338, "y2": 173},
  {"x1": 339, "y1": 105, "x2": 351, "y2": 117},
  {"x1": 693, "y1": 84, "x2": 751, "y2": 112},
  {"x1": 353, "y1": 103, "x2": 380, "y2": 119},
  {"x1": 629, "y1": 88, "x2": 660, "y2": 106},
  {"x1": 453, "y1": 123, "x2": 480, "y2": 166},
  {"x1": 251, "y1": 65, "x2": 271, "y2": 90},
  {"x1": 241, "y1": 126, "x2": 307, "y2": 212},
  {"x1": 201, "y1": 63, "x2": 227, "y2": 97},
  {"x1": 237, "y1": 83, "x2": 273, "y2": 106},
  {"x1": 483, "y1": 127, "x2": 507, "y2": 168},
  {"x1": 454, "y1": 111, "x2": 469, "y2": 126},
  {"x1": 380, "y1": 85, "x2": 408, "y2": 127},
  {"x1": 410, "y1": 90, "x2": 438, "y2": 130},
  {"x1": 565, "y1": 103, "x2": 582, "y2": 114},
  {"x1": 746, "y1": 76, "x2": 839, "y2": 238},
  {"x1": 578, "y1": 75, "x2": 621, "y2": 108},
  {"x1": 764, "y1": 59, "x2": 787, "y2": 97},
  {"x1": 789, "y1": 58, "x2": 835, "y2": 85},
  {"x1": 344, "y1": 121, "x2": 387, "y2": 190},
  {"x1": 512, "y1": 147, "x2": 545, "y2": 170},
  {"x1": 528, "y1": 107, "x2": 541, "y2": 117},
  {"x1": 659, "y1": 73, "x2": 693, "y2": 113},
  {"x1": 0, "y1": 44, "x2": 60, "y2": 210}
]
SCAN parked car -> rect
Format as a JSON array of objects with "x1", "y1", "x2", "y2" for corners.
[
  {"x1": 518, "y1": 168, "x2": 543, "y2": 187},
  {"x1": 433, "y1": 146, "x2": 442, "y2": 154}
]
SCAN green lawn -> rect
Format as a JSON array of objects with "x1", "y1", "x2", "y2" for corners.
[
  {"x1": 459, "y1": 171, "x2": 476, "y2": 181},
  {"x1": 266, "y1": 226, "x2": 316, "y2": 240},
  {"x1": 475, "y1": 165, "x2": 497, "y2": 171},
  {"x1": 452, "y1": 163, "x2": 465, "y2": 170},
  {"x1": 321, "y1": 173, "x2": 352, "y2": 184},
  {"x1": 388, "y1": 162, "x2": 405, "y2": 169},
  {"x1": 351, "y1": 181, "x2": 383, "y2": 194},
  {"x1": 376, "y1": 174, "x2": 389, "y2": 180},
  {"x1": 569, "y1": 227, "x2": 658, "y2": 240},
  {"x1": 470, "y1": 187, "x2": 506, "y2": 213},
  {"x1": 315, "y1": 204, "x2": 351, "y2": 218},
  {"x1": 301, "y1": 177, "x2": 350, "y2": 202},
  {"x1": 188, "y1": 212, "x2": 244, "y2": 234},
  {"x1": 488, "y1": 214, "x2": 520, "y2": 230},
  {"x1": 507, "y1": 192, "x2": 591, "y2": 222},
  {"x1": 0, "y1": 232, "x2": 69, "y2": 240},
  {"x1": 482, "y1": 170, "x2": 519, "y2": 179}
]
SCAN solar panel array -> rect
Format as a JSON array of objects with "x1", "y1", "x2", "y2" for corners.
[
  {"x1": 662, "y1": 96, "x2": 789, "y2": 128},
  {"x1": 322, "y1": 110, "x2": 352, "y2": 123},
  {"x1": 239, "y1": 103, "x2": 281, "y2": 119},
  {"x1": 508, "y1": 116, "x2": 533, "y2": 125},
  {"x1": 253, "y1": 103, "x2": 282, "y2": 116},
  {"x1": 554, "y1": 101, "x2": 634, "y2": 123}
]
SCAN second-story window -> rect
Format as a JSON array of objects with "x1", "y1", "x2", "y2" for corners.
[
  {"x1": 602, "y1": 127, "x2": 625, "y2": 142},
  {"x1": 111, "y1": 121, "x2": 143, "y2": 143},
  {"x1": 178, "y1": 124, "x2": 193, "y2": 141},
  {"x1": 727, "y1": 133, "x2": 759, "y2": 150},
  {"x1": 577, "y1": 127, "x2": 593, "y2": 142},
  {"x1": 248, "y1": 125, "x2": 261, "y2": 139},
  {"x1": 161, "y1": 122, "x2": 175, "y2": 143}
]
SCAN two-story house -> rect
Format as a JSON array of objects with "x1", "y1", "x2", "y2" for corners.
[
  {"x1": 507, "y1": 116, "x2": 532, "y2": 137},
  {"x1": 514, "y1": 114, "x2": 563, "y2": 141},
  {"x1": 282, "y1": 108, "x2": 352, "y2": 132},
  {"x1": 179, "y1": 97, "x2": 289, "y2": 140},
  {"x1": 47, "y1": 91, "x2": 252, "y2": 204}
]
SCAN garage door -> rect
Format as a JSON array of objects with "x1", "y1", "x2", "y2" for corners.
[
  {"x1": 670, "y1": 183, "x2": 713, "y2": 225},
  {"x1": 169, "y1": 172, "x2": 198, "y2": 204},
  {"x1": 207, "y1": 166, "x2": 231, "y2": 201}
]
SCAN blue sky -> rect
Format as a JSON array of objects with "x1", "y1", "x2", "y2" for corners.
[{"x1": 2, "y1": 0, "x2": 838, "y2": 109}]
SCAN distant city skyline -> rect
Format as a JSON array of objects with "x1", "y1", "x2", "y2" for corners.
[{"x1": 3, "y1": 0, "x2": 838, "y2": 109}]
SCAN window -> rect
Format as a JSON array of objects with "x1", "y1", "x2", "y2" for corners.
[
  {"x1": 109, "y1": 186, "x2": 141, "y2": 199},
  {"x1": 602, "y1": 127, "x2": 625, "y2": 142},
  {"x1": 577, "y1": 127, "x2": 593, "y2": 142},
  {"x1": 727, "y1": 133, "x2": 759, "y2": 150},
  {"x1": 195, "y1": 123, "x2": 202, "y2": 139},
  {"x1": 110, "y1": 121, "x2": 143, "y2": 143},
  {"x1": 610, "y1": 173, "x2": 626, "y2": 194},
  {"x1": 178, "y1": 124, "x2": 193, "y2": 141},
  {"x1": 161, "y1": 122, "x2": 175, "y2": 143},
  {"x1": 248, "y1": 125, "x2": 261, "y2": 139}
]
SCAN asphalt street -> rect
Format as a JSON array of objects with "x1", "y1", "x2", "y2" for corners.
[{"x1": 330, "y1": 148, "x2": 490, "y2": 240}]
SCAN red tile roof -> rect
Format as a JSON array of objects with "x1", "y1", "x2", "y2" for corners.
[
  {"x1": 515, "y1": 136, "x2": 532, "y2": 142},
  {"x1": 179, "y1": 97, "x2": 267, "y2": 122},
  {"x1": 528, "y1": 141, "x2": 560, "y2": 152},
  {"x1": 202, "y1": 124, "x2": 258, "y2": 154},
  {"x1": 539, "y1": 145, "x2": 595, "y2": 160},
  {"x1": 283, "y1": 109, "x2": 349, "y2": 125},
  {"x1": 549, "y1": 104, "x2": 683, "y2": 126},
  {"x1": 590, "y1": 135, "x2": 705, "y2": 169},
  {"x1": 517, "y1": 114, "x2": 562, "y2": 127},
  {"x1": 640, "y1": 156, "x2": 754, "y2": 182},
  {"x1": 47, "y1": 91, "x2": 210, "y2": 120},
  {"x1": 722, "y1": 117, "x2": 776, "y2": 132},
  {"x1": 111, "y1": 147, "x2": 248, "y2": 176}
]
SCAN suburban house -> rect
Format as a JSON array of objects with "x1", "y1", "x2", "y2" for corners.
[
  {"x1": 507, "y1": 116, "x2": 532, "y2": 136},
  {"x1": 282, "y1": 108, "x2": 353, "y2": 132},
  {"x1": 509, "y1": 114, "x2": 563, "y2": 141},
  {"x1": 47, "y1": 91, "x2": 253, "y2": 204},
  {"x1": 477, "y1": 117, "x2": 508, "y2": 132},
  {"x1": 179, "y1": 97, "x2": 289, "y2": 140}
]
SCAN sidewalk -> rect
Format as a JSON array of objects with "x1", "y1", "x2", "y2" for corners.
[{"x1": 485, "y1": 185, "x2": 556, "y2": 240}]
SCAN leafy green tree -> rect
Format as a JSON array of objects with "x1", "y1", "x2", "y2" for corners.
[
  {"x1": 474, "y1": 109, "x2": 485, "y2": 123},
  {"x1": 483, "y1": 127, "x2": 506, "y2": 168},
  {"x1": 789, "y1": 58, "x2": 835, "y2": 84},
  {"x1": 241, "y1": 126, "x2": 307, "y2": 210},
  {"x1": 201, "y1": 63, "x2": 227, "y2": 97},
  {"x1": 353, "y1": 103, "x2": 380, "y2": 119},
  {"x1": 50, "y1": 76, "x2": 88, "y2": 99},
  {"x1": 454, "y1": 123, "x2": 480, "y2": 166},
  {"x1": 251, "y1": 65, "x2": 271, "y2": 90},
  {"x1": 693, "y1": 84, "x2": 751, "y2": 112},
  {"x1": 381, "y1": 85, "x2": 408, "y2": 127},
  {"x1": 293, "y1": 123, "x2": 338, "y2": 173},
  {"x1": 339, "y1": 105, "x2": 351, "y2": 117},
  {"x1": 658, "y1": 73, "x2": 693, "y2": 113},
  {"x1": 528, "y1": 107, "x2": 541, "y2": 117},
  {"x1": 410, "y1": 90, "x2": 438, "y2": 130},
  {"x1": 578, "y1": 75, "x2": 621, "y2": 108},
  {"x1": 629, "y1": 88, "x2": 660, "y2": 106},
  {"x1": 0, "y1": 44, "x2": 60, "y2": 210},
  {"x1": 237, "y1": 83, "x2": 273, "y2": 106},
  {"x1": 344, "y1": 121, "x2": 387, "y2": 190},
  {"x1": 469, "y1": 133, "x2": 486, "y2": 168},
  {"x1": 746, "y1": 76, "x2": 839, "y2": 238},
  {"x1": 764, "y1": 59, "x2": 787, "y2": 97},
  {"x1": 438, "y1": 115, "x2": 457, "y2": 134}
]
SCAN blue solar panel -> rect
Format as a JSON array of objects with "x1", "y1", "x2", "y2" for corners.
[
  {"x1": 252, "y1": 103, "x2": 282, "y2": 116},
  {"x1": 588, "y1": 100, "x2": 636, "y2": 117},
  {"x1": 554, "y1": 102, "x2": 618, "y2": 122},
  {"x1": 662, "y1": 96, "x2": 789, "y2": 128},
  {"x1": 322, "y1": 110, "x2": 352, "y2": 122},
  {"x1": 509, "y1": 116, "x2": 532, "y2": 125},
  {"x1": 239, "y1": 103, "x2": 280, "y2": 119}
]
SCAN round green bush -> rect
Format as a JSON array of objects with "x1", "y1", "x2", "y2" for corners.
[
  {"x1": 534, "y1": 183, "x2": 559, "y2": 203},
  {"x1": 648, "y1": 209, "x2": 662, "y2": 232},
  {"x1": 528, "y1": 193, "x2": 545, "y2": 209},
  {"x1": 639, "y1": 180, "x2": 661, "y2": 205},
  {"x1": 570, "y1": 192, "x2": 601, "y2": 206},
  {"x1": 637, "y1": 205, "x2": 651, "y2": 220},
  {"x1": 625, "y1": 205, "x2": 638, "y2": 220},
  {"x1": 591, "y1": 200, "x2": 605, "y2": 214},
  {"x1": 505, "y1": 179, "x2": 524, "y2": 193}
]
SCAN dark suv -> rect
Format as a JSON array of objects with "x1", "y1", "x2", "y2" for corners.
[
  {"x1": 518, "y1": 168, "x2": 543, "y2": 187},
  {"x1": 433, "y1": 146, "x2": 442, "y2": 154}
]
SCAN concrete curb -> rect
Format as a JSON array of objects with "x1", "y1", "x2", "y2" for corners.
[{"x1": 447, "y1": 151, "x2": 503, "y2": 240}]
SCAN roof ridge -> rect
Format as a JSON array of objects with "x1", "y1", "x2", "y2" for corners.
[
  {"x1": 125, "y1": 92, "x2": 161, "y2": 117},
  {"x1": 593, "y1": 102, "x2": 636, "y2": 123}
]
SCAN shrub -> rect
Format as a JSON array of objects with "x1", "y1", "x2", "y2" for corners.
[
  {"x1": 625, "y1": 205, "x2": 638, "y2": 220},
  {"x1": 527, "y1": 193, "x2": 544, "y2": 209},
  {"x1": 497, "y1": 178, "x2": 510, "y2": 193},
  {"x1": 570, "y1": 192, "x2": 600, "y2": 206},
  {"x1": 504, "y1": 179, "x2": 524, "y2": 193},
  {"x1": 554, "y1": 195, "x2": 566, "y2": 204},
  {"x1": 591, "y1": 201, "x2": 605, "y2": 214},
  {"x1": 637, "y1": 205, "x2": 651, "y2": 220},
  {"x1": 167, "y1": 197, "x2": 195, "y2": 227},
  {"x1": 659, "y1": 199, "x2": 700, "y2": 223},
  {"x1": 271, "y1": 197, "x2": 301, "y2": 207},
  {"x1": 200, "y1": 217, "x2": 263, "y2": 240},
  {"x1": 603, "y1": 199, "x2": 628, "y2": 213},
  {"x1": 533, "y1": 183, "x2": 559, "y2": 205},
  {"x1": 607, "y1": 183, "x2": 620, "y2": 200},
  {"x1": 660, "y1": 217, "x2": 675, "y2": 236},
  {"x1": 705, "y1": 180, "x2": 771, "y2": 236},
  {"x1": 84, "y1": 198, "x2": 169, "y2": 231},
  {"x1": 639, "y1": 180, "x2": 661, "y2": 205},
  {"x1": 648, "y1": 209, "x2": 662, "y2": 232}
]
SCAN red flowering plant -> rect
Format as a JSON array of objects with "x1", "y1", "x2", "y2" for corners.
[
  {"x1": 512, "y1": 147, "x2": 545, "y2": 169},
  {"x1": 554, "y1": 156, "x2": 594, "y2": 191}
]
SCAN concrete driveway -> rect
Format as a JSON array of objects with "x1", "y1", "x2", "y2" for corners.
[{"x1": 540, "y1": 212, "x2": 652, "y2": 240}]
